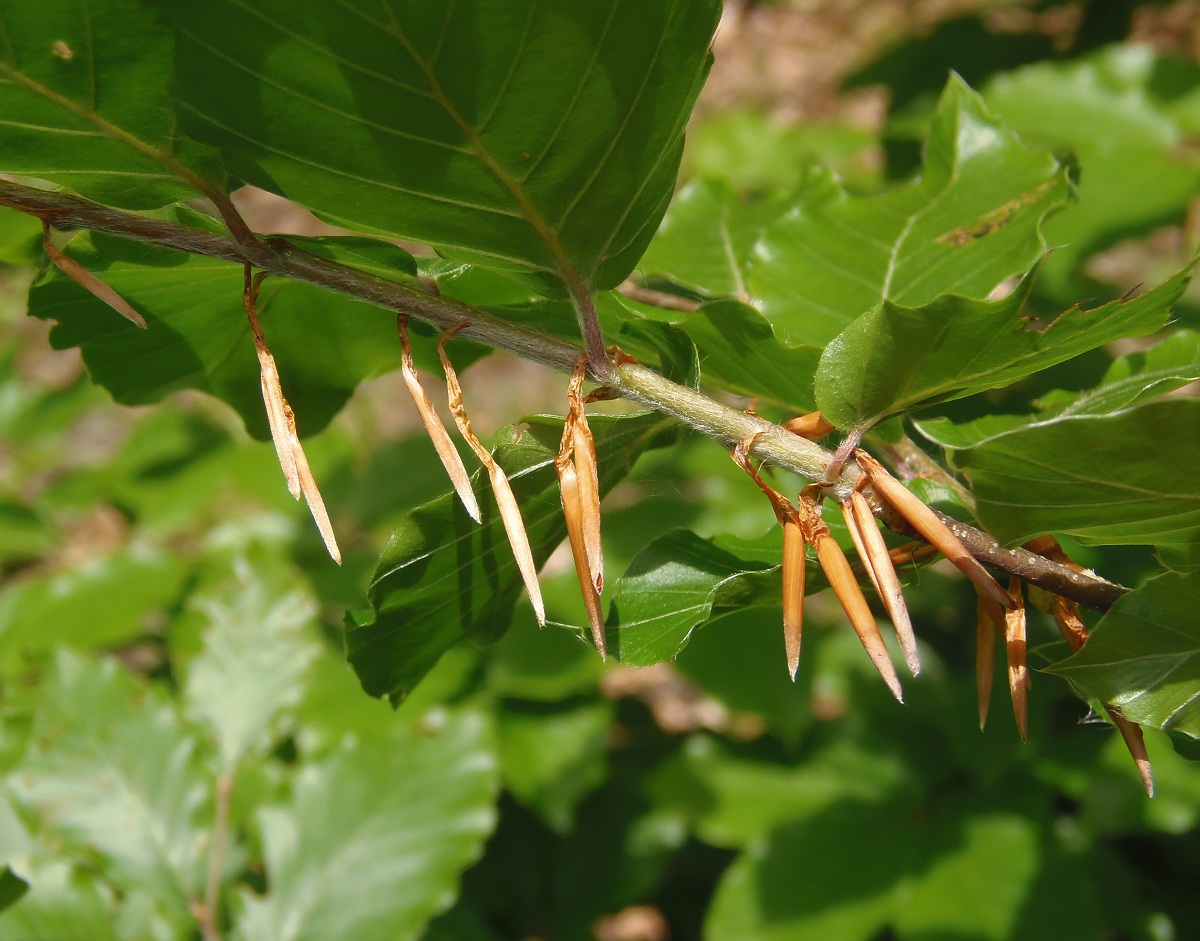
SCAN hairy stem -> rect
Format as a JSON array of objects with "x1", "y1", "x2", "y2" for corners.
[{"x1": 0, "y1": 180, "x2": 1129, "y2": 611}]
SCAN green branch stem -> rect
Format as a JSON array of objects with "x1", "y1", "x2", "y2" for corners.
[{"x1": 0, "y1": 179, "x2": 1129, "y2": 611}]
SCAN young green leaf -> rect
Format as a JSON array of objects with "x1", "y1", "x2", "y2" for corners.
[
  {"x1": 165, "y1": 0, "x2": 721, "y2": 295},
  {"x1": 637, "y1": 178, "x2": 787, "y2": 299},
  {"x1": 814, "y1": 260, "x2": 1195, "y2": 431},
  {"x1": 985, "y1": 44, "x2": 1200, "y2": 302},
  {"x1": 183, "y1": 559, "x2": 321, "y2": 772},
  {"x1": 748, "y1": 74, "x2": 1073, "y2": 349},
  {"x1": 606, "y1": 529, "x2": 777, "y2": 666}
]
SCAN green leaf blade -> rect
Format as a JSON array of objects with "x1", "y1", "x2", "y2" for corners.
[
  {"x1": 815, "y1": 261, "x2": 1195, "y2": 430},
  {"x1": 748, "y1": 74, "x2": 1073, "y2": 349},
  {"x1": 348, "y1": 411, "x2": 678, "y2": 703},
  {"x1": 942, "y1": 398, "x2": 1200, "y2": 568},
  {"x1": 7, "y1": 651, "x2": 208, "y2": 911},
  {"x1": 607, "y1": 529, "x2": 776, "y2": 666},
  {"x1": 183, "y1": 561, "x2": 321, "y2": 771},
  {"x1": 166, "y1": 0, "x2": 720, "y2": 293},
  {"x1": 237, "y1": 708, "x2": 499, "y2": 941},
  {"x1": 0, "y1": 0, "x2": 204, "y2": 207},
  {"x1": 1047, "y1": 571, "x2": 1200, "y2": 738}
]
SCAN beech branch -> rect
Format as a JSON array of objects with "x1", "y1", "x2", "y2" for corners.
[{"x1": 0, "y1": 179, "x2": 1130, "y2": 612}]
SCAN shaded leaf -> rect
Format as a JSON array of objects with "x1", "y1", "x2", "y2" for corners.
[
  {"x1": 167, "y1": 0, "x2": 720, "y2": 293},
  {"x1": 677, "y1": 300, "x2": 822, "y2": 413},
  {"x1": 647, "y1": 734, "x2": 908, "y2": 849},
  {"x1": 0, "y1": 869, "x2": 26, "y2": 914},
  {"x1": 236, "y1": 708, "x2": 498, "y2": 941},
  {"x1": 1047, "y1": 571, "x2": 1200, "y2": 739},
  {"x1": 27, "y1": 223, "x2": 422, "y2": 438},
  {"x1": 748, "y1": 75, "x2": 1073, "y2": 349},
  {"x1": 815, "y1": 260, "x2": 1194, "y2": 430},
  {"x1": 183, "y1": 558, "x2": 321, "y2": 771},
  {"x1": 347, "y1": 412, "x2": 677, "y2": 704},
  {"x1": 496, "y1": 698, "x2": 613, "y2": 833},
  {"x1": 0, "y1": 208, "x2": 42, "y2": 265},
  {"x1": 609, "y1": 293, "x2": 823, "y2": 415},
  {"x1": 706, "y1": 797, "x2": 1098, "y2": 941},
  {"x1": 7, "y1": 651, "x2": 208, "y2": 910},
  {"x1": 938, "y1": 398, "x2": 1200, "y2": 569},
  {"x1": 0, "y1": 0, "x2": 207, "y2": 207}
]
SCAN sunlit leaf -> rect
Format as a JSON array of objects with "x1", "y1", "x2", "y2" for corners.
[
  {"x1": 1047, "y1": 571, "x2": 1200, "y2": 739},
  {"x1": 682, "y1": 112, "x2": 877, "y2": 193},
  {"x1": 917, "y1": 328, "x2": 1200, "y2": 448},
  {"x1": 748, "y1": 75, "x2": 1073, "y2": 349},
  {"x1": 815, "y1": 260, "x2": 1194, "y2": 430},
  {"x1": 166, "y1": 0, "x2": 720, "y2": 293},
  {"x1": 0, "y1": 0, "x2": 210, "y2": 207},
  {"x1": 236, "y1": 708, "x2": 498, "y2": 941},
  {"x1": 0, "y1": 863, "x2": 120, "y2": 941},
  {"x1": 0, "y1": 545, "x2": 189, "y2": 658},
  {"x1": 637, "y1": 179, "x2": 787, "y2": 298}
]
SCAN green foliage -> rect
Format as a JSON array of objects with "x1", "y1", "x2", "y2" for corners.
[
  {"x1": 164, "y1": 0, "x2": 720, "y2": 294},
  {"x1": 1048, "y1": 571, "x2": 1200, "y2": 736},
  {"x1": 2, "y1": 1, "x2": 1200, "y2": 938}
]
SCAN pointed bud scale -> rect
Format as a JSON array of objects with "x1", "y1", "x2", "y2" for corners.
[
  {"x1": 975, "y1": 588, "x2": 1005, "y2": 729},
  {"x1": 1003, "y1": 576, "x2": 1028, "y2": 741},
  {"x1": 811, "y1": 527, "x2": 904, "y2": 703},
  {"x1": 794, "y1": 488, "x2": 902, "y2": 702},
  {"x1": 855, "y1": 450, "x2": 1014, "y2": 611},
  {"x1": 398, "y1": 317, "x2": 481, "y2": 523},
  {"x1": 782, "y1": 517, "x2": 806, "y2": 680},
  {"x1": 1105, "y1": 705, "x2": 1154, "y2": 797},
  {"x1": 731, "y1": 433, "x2": 810, "y2": 680},
  {"x1": 559, "y1": 459, "x2": 606, "y2": 657},
  {"x1": 44, "y1": 227, "x2": 147, "y2": 328},
  {"x1": 243, "y1": 267, "x2": 340, "y2": 563},
  {"x1": 846, "y1": 492, "x2": 919, "y2": 675},
  {"x1": 439, "y1": 326, "x2": 544, "y2": 625},
  {"x1": 567, "y1": 358, "x2": 604, "y2": 594},
  {"x1": 782, "y1": 411, "x2": 835, "y2": 441}
]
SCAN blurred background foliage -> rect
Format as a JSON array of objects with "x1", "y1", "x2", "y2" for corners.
[{"x1": 2, "y1": 1, "x2": 1200, "y2": 939}]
